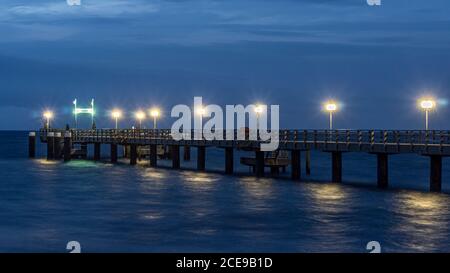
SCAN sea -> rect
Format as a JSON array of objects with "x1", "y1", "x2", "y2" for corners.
[{"x1": 0, "y1": 131, "x2": 449, "y2": 252}]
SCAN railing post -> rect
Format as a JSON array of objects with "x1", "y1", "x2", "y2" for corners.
[
  {"x1": 346, "y1": 130, "x2": 350, "y2": 148},
  {"x1": 370, "y1": 130, "x2": 375, "y2": 151},
  {"x1": 313, "y1": 130, "x2": 317, "y2": 147},
  {"x1": 395, "y1": 131, "x2": 400, "y2": 152},
  {"x1": 358, "y1": 130, "x2": 362, "y2": 149},
  {"x1": 303, "y1": 130, "x2": 307, "y2": 146},
  {"x1": 293, "y1": 130, "x2": 298, "y2": 149},
  {"x1": 383, "y1": 130, "x2": 388, "y2": 152}
]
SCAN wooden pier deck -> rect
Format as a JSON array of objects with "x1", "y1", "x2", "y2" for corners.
[{"x1": 31, "y1": 129, "x2": 450, "y2": 192}]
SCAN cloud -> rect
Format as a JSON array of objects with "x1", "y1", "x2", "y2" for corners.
[
  {"x1": 0, "y1": 0, "x2": 450, "y2": 47},
  {"x1": 2, "y1": 0, "x2": 159, "y2": 19}
]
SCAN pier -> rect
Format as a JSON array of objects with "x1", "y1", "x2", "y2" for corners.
[{"x1": 31, "y1": 129, "x2": 450, "y2": 192}]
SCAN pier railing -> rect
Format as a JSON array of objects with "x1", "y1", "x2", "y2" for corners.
[{"x1": 39, "y1": 129, "x2": 450, "y2": 155}]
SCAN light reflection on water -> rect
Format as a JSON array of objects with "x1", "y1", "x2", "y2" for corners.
[
  {"x1": 35, "y1": 159, "x2": 59, "y2": 166},
  {"x1": 1, "y1": 157, "x2": 448, "y2": 253},
  {"x1": 64, "y1": 160, "x2": 100, "y2": 168},
  {"x1": 181, "y1": 171, "x2": 220, "y2": 185},
  {"x1": 180, "y1": 170, "x2": 220, "y2": 217},
  {"x1": 389, "y1": 192, "x2": 450, "y2": 252},
  {"x1": 239, "y1": 177, "x2": 275, "y2": 199},
  {"x1": 141, "y1": 168, "x2": 167, "y2": 180}
]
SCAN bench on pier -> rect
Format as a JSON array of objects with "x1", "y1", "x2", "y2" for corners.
[
  {"x1": 240, "y1": 150, "x2": 290, "y2": 174},
  {"x1": 137, "y1": 145, "x2": 166, "y2": 159}
]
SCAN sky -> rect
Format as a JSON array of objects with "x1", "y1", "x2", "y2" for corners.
[{"x1": 0, "y1": 0, "x2": 450, "y2": 130}]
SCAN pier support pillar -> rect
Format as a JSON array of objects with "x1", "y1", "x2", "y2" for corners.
[
  {"x1": 197, "y1": 146, "x2": 206, "y2": 171},
  {"x1": 184, "y1": 145, "x2": 191, "y2": 161},
  {"x1": 94, "y1": 143, "x2": 101, "y2": 161},
  {"x1": 225, "y1": 147, "x2": 234, "y2": 174},
  {"x1": 63, "y1": 131, "x2": 72, "y2": 162},
  {"x1": 150, "y1": 144, "x2": 158, "y2": 167},
  {"x1": 377, "y1": 153, "x2": 389, "y2": 189},
  {"x1": 172, "y1": 145, "x2": 180, "y2": 169},
  {"x1": 130, "y1": 144, "x2": 137, "y2": 165},
  {"x1": 81, "y1": 143, "x2": 88, "y2": 159},
  {"x1": 430, "y1": 155, "x2": 442, "y2": 192},
  {"x1": 166, "y1": 145, "x2": 172, "y2": 160},
  {"x1": 306, "y1": 150, "x2": 311, "y2": 175},
  {"x1": 54, "y1": 132, "x2": 62, "y2": 159},
  {"x1": 291, "y1": 150, "x2": 301, "y2": 180},
  {"x1": 47, "y1": 132, "x2": 55, "y2": 160},
  {"x1": 110, "y1": 144, "x2": 118, "y2": 163},
  {"x1": 28, "y1": 132, "x2": 36, "y2": 158},
  {"x1": 255, "y1": 150, "x2": 265, "y2": 177},
  {"x1": 331, "y1": 151, "x2": 342, "y2": 183}
]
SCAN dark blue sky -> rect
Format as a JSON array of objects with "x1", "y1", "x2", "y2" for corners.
[{"x1": 0, "y1": 0, "x2": 449, "y2": 130}]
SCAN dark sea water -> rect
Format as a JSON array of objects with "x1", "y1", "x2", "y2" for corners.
[{"x1": 0, "y1": 131, "x2": 449, "y2": 253}]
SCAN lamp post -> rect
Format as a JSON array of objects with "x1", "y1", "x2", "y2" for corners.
[
  {"x1": 73, "y1": 98, "x2": 95, "y2": 129},
  {"x1": 419, "y1": 99, "x2": 436, "y2": 130},
  {"x1": 73, "y1": 99, "x2": 78, "y2": 128},
  {"x1": 111, "y1": 110, "x2": 122, "y2": 130},
  {"x1": 43, "y1": 111, "x2": 54, "y2": 129},
  {"x1": 254, "y1": 104, "x2": 263, "y2": 139},
  {"x1": 196, "y1": 107, "x2": 206, "y2": 125},
  {"x1": 135, "y1": 111, "x2": 146, "y2": 129},
  {"x1": 149, "y1": 108, "x2": 160, "y2": 129},
  {"x1": 324, "y1": 101, "x2": 338, "y2": 130},
  {"x1": 254, "y1": 104, "x2": 263, "y2": 129},
  {"x1": 195, "y1": 107, "x2": 206, "y2": 140}
]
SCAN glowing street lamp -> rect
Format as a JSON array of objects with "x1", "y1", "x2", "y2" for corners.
[
  {"x1": 196, "y1": 106, "x2": 206, "y2": 125},
  {"x1": 194, "y1": 106, "x2": 206, "y2": 139},
  {"x1": 111, "y1": 109, "x2": 122, "y2": 130},
  {"x1": 149, "y1": 108, "x2": 161, "y2": 129},
  {"x1": 419, "y1": 98, "x2": 436, "y2": 130},
  {"x1": 43, "y1": 111, "x2": 54, "y2": 129},
  {"x1": 254, "y1": 104, "x2": 264, "y2": 130},
  {"x1": 135, "y1": 111, "x2": 146, "y2": 129},
  {"x1": 196, "y1": 107, "x2": 206, "y2": 116},
  {"x1": 324, "y1": 101, "x2": 338, "y2": 130},
  {"x1": 73, "y1": 99, "x2": 95, "y2": 129}
]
